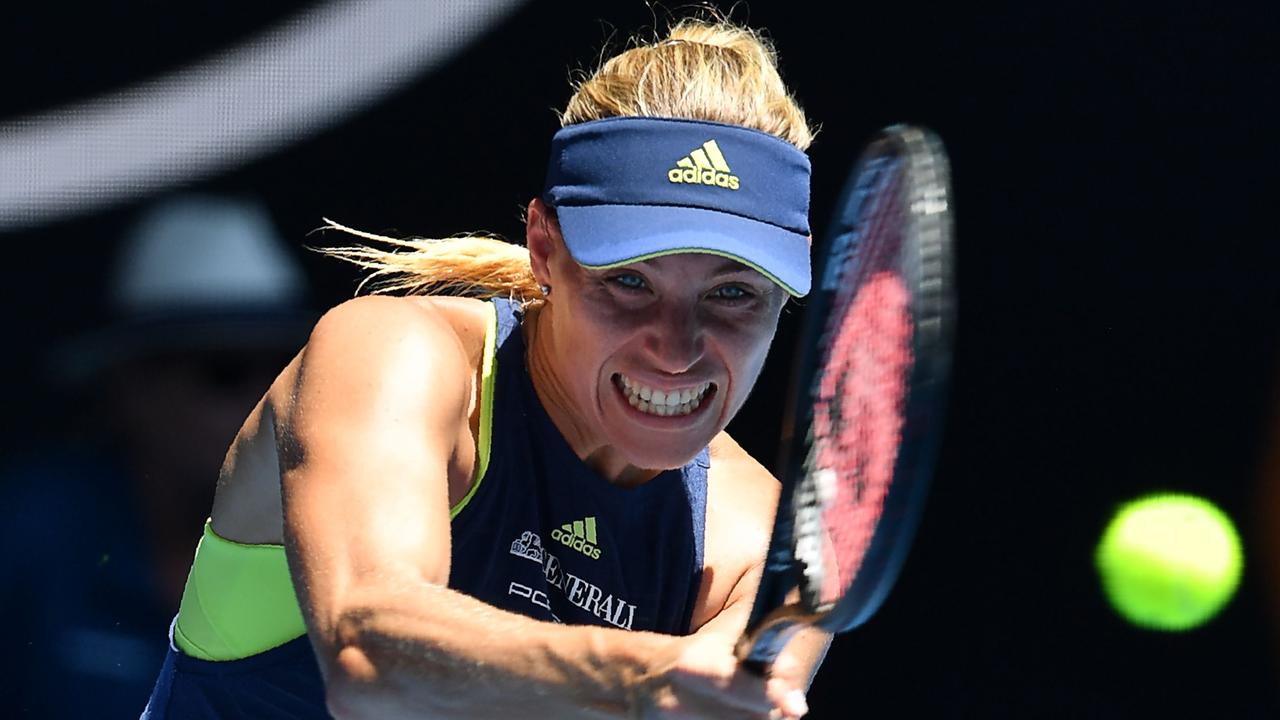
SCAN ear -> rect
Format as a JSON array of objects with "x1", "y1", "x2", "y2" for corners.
[{"x1": 525, "y1": 197, "x2": 563, "y2": 286}]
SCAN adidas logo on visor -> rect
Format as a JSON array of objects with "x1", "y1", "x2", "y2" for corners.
[
  {"x1": 667, "y1": 139, "x2": 741, "y2": 190},
  {"x1": 551, "y1": 516, "x2": 602, "y2": 560}
]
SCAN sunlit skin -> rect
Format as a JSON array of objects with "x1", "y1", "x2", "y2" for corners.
[
  {"x1": 524, "y1": 198, "x2": 788, "y2": 487},
  {"x1": 199, "y1": 198, "x2": 826, "y2": 719}
]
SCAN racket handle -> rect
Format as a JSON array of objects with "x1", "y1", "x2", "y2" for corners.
[{"x1": 735, "y1": 603, "x2": 818, "y2": 674}]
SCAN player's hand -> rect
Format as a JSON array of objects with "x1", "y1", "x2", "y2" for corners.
[
  {"x1": 761, "y1": 639, "x2": 814, "y2": 720},
  {"x1": 630, "y1": 631, "x2": 809, "y2": 719}
]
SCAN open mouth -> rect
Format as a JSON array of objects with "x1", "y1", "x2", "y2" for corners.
[{"x1": 613, "y1": 373, "x2": 716, "y2": 418}]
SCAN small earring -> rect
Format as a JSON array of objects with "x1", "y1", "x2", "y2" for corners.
[{"x1": 540, "y1": 284, "x2": 551, "y2": 297}]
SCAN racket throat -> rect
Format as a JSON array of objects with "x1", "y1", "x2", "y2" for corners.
[{"x1": 736, "y1": 604, "x2": 824, "y2": 669}]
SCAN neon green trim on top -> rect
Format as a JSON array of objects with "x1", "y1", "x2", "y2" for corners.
[
  {"x1": 578, "y1": 248, "x2": 804, "y2": 297},
  {"x1": 174, "y1": 302, "x2": 500, "y2": 660},
  {"x1": 450, "y1": 299, "x2": 499, "y2": 519},
  {"x1": 174, "y1": 521, "x2": 306, "y2": 661}
]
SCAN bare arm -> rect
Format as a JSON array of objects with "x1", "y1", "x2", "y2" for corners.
[
  {"x1": 276, "y1": 297, "x2": 782, "y2": 719},
  {"x1": 700, "y1": 562, "x2": 834, "y2": 694},
  {"x1": 695, "y1": 435, "x2": 835, "y2": 707}
]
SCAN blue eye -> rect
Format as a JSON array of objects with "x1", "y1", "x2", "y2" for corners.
[
  {"x1": 711, "y1": 284, "x2": 752, "y2": 301},
  {"x1": 610, "y1": 273, "x2": 647, "y2": 290}
]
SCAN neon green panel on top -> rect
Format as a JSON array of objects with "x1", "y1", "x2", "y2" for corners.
[
  {"x1": 450, "y1": 298, "x2": 498, "y2": 518},
  {"x1": 173, "y1": 522, "x2": 306, "y2": 660},
  {"x1": 174, "y1": 301, "x2": 500, "y2": 661}
]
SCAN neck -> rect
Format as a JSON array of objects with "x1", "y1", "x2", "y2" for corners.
[{"x1": 524, "y1": 303, "x2": 660, "y2": 487}]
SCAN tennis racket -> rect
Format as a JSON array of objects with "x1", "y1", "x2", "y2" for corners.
[{"x1": 736, "y1": 124, "x2": 955, "y2": 670}]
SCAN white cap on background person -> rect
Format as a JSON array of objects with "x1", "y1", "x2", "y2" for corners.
[{"x1": 54, "y1": 194, "x2": 317, "y2": 383}]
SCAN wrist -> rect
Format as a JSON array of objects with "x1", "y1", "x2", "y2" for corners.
[{"x1": 583, "y1": 625, "x2": 666, "y2": 717}]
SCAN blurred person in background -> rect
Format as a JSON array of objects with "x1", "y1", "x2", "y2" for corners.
[{"x1": 0, "y1": 195, "x2": 316, "y2": 718}]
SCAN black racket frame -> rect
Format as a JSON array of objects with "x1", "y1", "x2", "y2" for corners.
[{"x1": 738, "y1": 125, "x2": 955, "y2": 667}]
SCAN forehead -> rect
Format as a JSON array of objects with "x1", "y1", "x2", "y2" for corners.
[{"x1": 620, "y1": 253, "x2": 768, "y2": 280}]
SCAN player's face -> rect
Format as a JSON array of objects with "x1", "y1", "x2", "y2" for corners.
[{"x1": 545, "y1": 250, "x2": 787, "y2": 470}]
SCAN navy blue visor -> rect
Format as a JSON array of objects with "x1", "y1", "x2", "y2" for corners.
[{"x1": 542, "y1": 116, "x2": 812, "y2": 296}]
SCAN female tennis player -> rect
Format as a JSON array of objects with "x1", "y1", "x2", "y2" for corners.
[{"x1": 144, "y1": 17, "x2": 829, "y2": 719}]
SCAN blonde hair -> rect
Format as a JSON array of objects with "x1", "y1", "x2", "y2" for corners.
[{"x1": 322, "y1": 16, "x2": 816, "y2": 300}]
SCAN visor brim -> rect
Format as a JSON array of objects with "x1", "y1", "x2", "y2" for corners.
[{"x1": 556, "y1": 204, "x2": 811, "y2": 297}]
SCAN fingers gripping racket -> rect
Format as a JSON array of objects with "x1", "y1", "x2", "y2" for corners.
[{"x1": 736, "y1": 125, "x2": 955, "y2": 670}]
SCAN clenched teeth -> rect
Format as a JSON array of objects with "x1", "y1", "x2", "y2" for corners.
[{"x1": 616, "y1": 374, "x2": 712, "y2": 417}]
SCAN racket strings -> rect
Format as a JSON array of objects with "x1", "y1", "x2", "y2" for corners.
[
  {"x1": 801, "y1": 160, "x2": 915, "y2": 607},
  {"x1": 748, "y1": 128, "x2": 951, "y2": 645},
  {"x1": 843, "y1": 163, "x2": 907, "y2": 293}
]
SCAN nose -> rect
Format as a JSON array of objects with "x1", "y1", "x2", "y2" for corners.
[{"x1": 643, "y1": 300, "x2": 705, "y2": 374}]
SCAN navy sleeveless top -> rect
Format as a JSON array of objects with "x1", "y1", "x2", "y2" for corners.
[{"x1": 141, "y1": 298, "x2": 710, "y2": 718}]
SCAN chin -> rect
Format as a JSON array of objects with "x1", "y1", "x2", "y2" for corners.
[
  {"x1": 616, "y1": 439, "x2": 709, "y2": 472},
  {"x1": 606, "y1": 413, "x2": 721, "y2": 470}
]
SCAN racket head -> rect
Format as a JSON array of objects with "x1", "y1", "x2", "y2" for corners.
[{"x1": 742, "y1": 124, "x2": 955, "y2": 660}]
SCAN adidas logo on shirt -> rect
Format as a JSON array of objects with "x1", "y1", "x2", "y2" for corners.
[
  {"x1": 668, "y1": 139, "x2": 741, "y2": 190},
  {"x1": 551, "y1": 516, "x2": 602, "y2": 560}
]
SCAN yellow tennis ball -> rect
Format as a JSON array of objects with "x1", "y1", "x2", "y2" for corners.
[{"x1": 1095, "y1": 493, "x2": 1243, "y2": 631}]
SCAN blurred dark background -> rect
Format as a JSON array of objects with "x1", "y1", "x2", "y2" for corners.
[{"x1": 2, "y1": 1, "x2": 1278, "y2": 716}]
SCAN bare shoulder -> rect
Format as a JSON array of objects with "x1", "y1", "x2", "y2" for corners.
[
  {"x1": 306, "y1": 294, "x2": 488, "y2": 368},
  {"x1": 708, "y1": 432, "x2": 781, "y2": 516},
  {"x1": 211, "y1": 295, "x2": 493, "y2": 544},
  {"x1": 273, "y1": 294, "x2": 490, "y2": 418},
  {"x1": 690, "y1": 432, "x2": 781, "y2": 630}
]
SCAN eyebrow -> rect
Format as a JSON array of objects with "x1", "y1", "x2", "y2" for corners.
[
  {"x1": 707, "y1": 258, "x2": 756, "y2": 276},
  {"x1": 637, "y1": 256, "x2": 757, "y2": 277}
]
